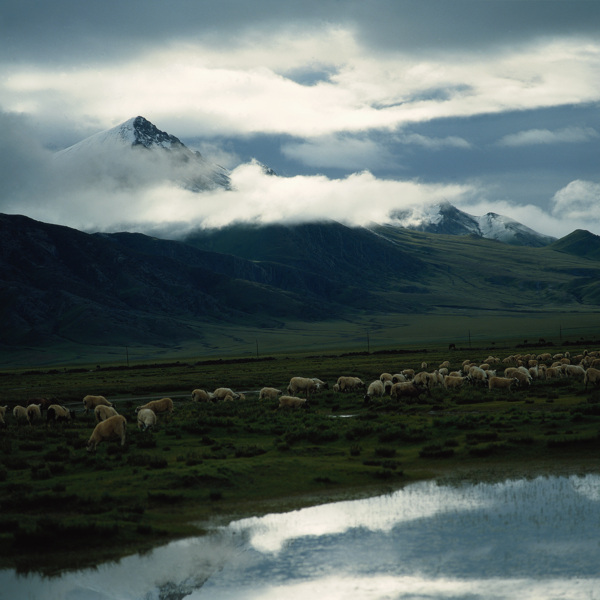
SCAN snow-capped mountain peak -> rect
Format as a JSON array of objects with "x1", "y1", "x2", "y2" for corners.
[
  {"x1": 388, "y1": 202, "x2": 555, "y2": 247},
  {"x1": 55, "y1": 116, "x2": 231, "y2": 191}
]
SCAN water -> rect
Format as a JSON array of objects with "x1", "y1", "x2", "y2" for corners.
[{"x1": 2, "y1": 474, "x2": 600, "y2": 600}]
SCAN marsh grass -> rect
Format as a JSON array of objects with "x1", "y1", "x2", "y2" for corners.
[{"x1": 1, "y1": 345, "x2": 600, "y2": 573}]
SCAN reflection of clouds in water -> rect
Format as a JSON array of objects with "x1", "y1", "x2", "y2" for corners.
[
  {"x1": 2, "y1": 475, "x2": 600, "y2": 600},
  {"x1": 228, "y1": 479, "x2": 492, "y2": 553}
]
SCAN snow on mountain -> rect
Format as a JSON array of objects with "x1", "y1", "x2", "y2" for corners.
[
  {"x1": 55, "y1": 116, "x2": 231, "y2": 191},
  {"x1": 389, "y1": 201, "x2": 555, "y2": 247}
]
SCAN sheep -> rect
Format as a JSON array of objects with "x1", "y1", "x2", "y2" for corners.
[
  {"x1": 489, "y1": 376, "x2": 518, "y2": 392},
  {"x1": 87, "y1": 415, "x2": 127, "y2": 452},
  {"x1": 26, "y1": 403, "x2": 41, "y2": 425},
  {"x1": 95, "y1": 404, "x2": 119, "y2": 423},
  {"x1": 412, "y1": 371, "x2": 430, "y2": 387},
  {"x1": 439, "y1": 360, "x2": 451, "y2": 369},
  {"x1": 0, "y1": 405, "x2": 7, "y2": 427},
  {"x1": 209, "y1": 387, "x2": 240, "y2": 401},
  {"x1": 135, "y1": 397, "x2": 174, "y2": 415},
  {"x1": 391, "y1": 373, "x2": 406, "y2": 383},
  {"x1": 467, "y1": 366, "x2": 488, "y2": 387},
  {"x1": 83, "y1": 395, "x2": 112, "y2": 413},
  {"x1": 311, "y1": 378, "x2": 329, "y2": 391},
  {"x1": 401, "y1": 369, "x2": 415, "y2": 379},
  {"x1": 47, "y1": 404, "x2": 74, "y2": 423},
  {"x1": 564, "y1": 364, "x2": 586, "y2": 379},
  {"x1": 390, "y1": 381, "x2": 427, "y2": 402},
  {"x1": 278, "y1": 395, "x2": 308, "y2": 409},
  {"x1": 12, "y1": 405, "x2": 28, "y2": 424},
  {"x1": 584, "y1": 367, "x2": 600, "y2": 390},
  {"x1": 259, "y1": 387, "x2": 282, "y2": 401},
  {"x1": 335, "y1": 376, "x2": 365, "y2": 393},
  {"x1": 137, "y1": 408, "x2": 157, "y2": 431},
  {"x1": 364, "y1": 380, "x2": 385, "y2": 403},
  {"x1": 287, "y1": 377, "x2": 318, "y2": 398},
  {"x1": 545, "y1": 367, "x2": 562, "y2": 380},
  {"x1": 380, "y1": 372, "x2": 393, "y2": 384},
  {"x1": 191, "y1": 389, "x2": 213, "y2": 402},
  {"x1": 28, "y1": 397, "x2": 53, "y2": 411},
  {"x1": 444, "y1": 375, "x2": 466, "y2": 390}
]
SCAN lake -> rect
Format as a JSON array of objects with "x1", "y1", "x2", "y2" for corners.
[{"x1": 2, "y1": 474, "x2": 600, "y2": 599}]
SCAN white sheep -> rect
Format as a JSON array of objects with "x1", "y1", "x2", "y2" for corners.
[
  {"x1": 12, "y1": 405, "x2": 28, "y2": 424},
  {"x1": 47, "y1": 404, "x2": 73, "y2": 423},
  {"x1": 444, "y1": 375, "x2": 466, "y2": 390},
  {"x1": 288, "y1": 377, "x2": 318, "y2": 398},
  {"x1": 364, "y1": 380, "x2": 385, "y2": 402},
  {"x1": 335, "y1": 376, "x2": 365, "y2": 393},
  {"x1": 26, "y1": 403, "x2": 42, "y2": 425},
  {"x1": 0, "y1": 405, "x2": 7, "y2": 427},
  {"x1": 584, "y1": 367, "x2": 600, "y2": 390},
  {"x1": 137, "y1": 408, "x2": 157, "y2": 431},
  {"x1": 191, "y1": 389, "x2": 213, "y2": 402}
]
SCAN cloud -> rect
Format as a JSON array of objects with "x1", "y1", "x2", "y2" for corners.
[
  {"x1": 551, "y1": 180, "x2": 600, "y2": 222},
  {"x1": 498, "y1": 127, "x2": 599, "y2": 147},
  {"x1": 398, "y1": 133, "x2": 471, "y2": 150}
]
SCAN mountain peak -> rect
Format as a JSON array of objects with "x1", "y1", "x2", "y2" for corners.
[{"x1": 123, "y1": 116, "x2": 186, "y2": 150}]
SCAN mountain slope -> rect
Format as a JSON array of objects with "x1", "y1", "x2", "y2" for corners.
[
  {"x1": 550, "y1": 229, "x2": 600, "y2": 260},
  {"x1": 54, "y1": 116, "x2": 231, "y2": 191},
  {"x1": 389, "y1": 201, "x2": 555, "y2": 247}
]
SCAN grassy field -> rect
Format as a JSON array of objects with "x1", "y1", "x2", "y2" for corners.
[{"x1": 1, "y1": 342, "x2": 600, "y2": 574}]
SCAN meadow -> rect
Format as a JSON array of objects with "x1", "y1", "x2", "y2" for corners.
[{"x1": 1, "y1": 342, "x2": 600, "y2": 574}]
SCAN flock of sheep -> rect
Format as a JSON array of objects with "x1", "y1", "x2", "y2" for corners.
[{"x1": 2, "y1": 348, "x2": 599, "y2": 452}]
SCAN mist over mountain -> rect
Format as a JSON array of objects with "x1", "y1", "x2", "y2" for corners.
[{"x1": 55, "y1": 116, "x2": 231, "y2": 192}]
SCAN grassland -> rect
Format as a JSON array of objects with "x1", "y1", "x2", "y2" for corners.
[{"x1": 1, "y1": 342, "x2": 600, "y2": 574}]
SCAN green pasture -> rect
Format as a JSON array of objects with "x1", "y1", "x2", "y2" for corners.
[{"x1": 1, "y1": 343, "x2": 600, "y2": 574}]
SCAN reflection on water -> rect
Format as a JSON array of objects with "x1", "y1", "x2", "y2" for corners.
[{"x1": 2, "y1": 475, "x2": 600, "y2": 599}]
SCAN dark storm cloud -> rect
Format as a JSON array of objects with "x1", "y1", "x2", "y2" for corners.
[{"x1": 3, "y1": 0, "x2": 599, "y2": 65}]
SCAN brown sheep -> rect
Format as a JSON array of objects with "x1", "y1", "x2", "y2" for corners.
[
  {"x1": 488, "y1": 376, "x2": 518, "y2": 392},
  {"x1": 259, "y1": 387, "x2": 282, "y2": 401},
  {"x1": 390, "y1": 381, "x2": 427, "y2": 402},
  {"x1": 87, "y1": 415, "x2": 127, "y2": 452},
  {"x1": 584, "y1": 367, "x2": 600, "y2": 390},
  {"x1": 47, "y1": 404, "x2": 74, "y2": 423},
  {"x1": 95, "y1": 404, "x2": 119, "y2": 423},
  {"x1": 278, "y1": 395, "x2": 308, "y2": 409},
  {"x1": 83, "y1": 395, "x2": 113, "y2": 413},
  {"x1": 135, "y1": 397, "x2": 174, "y2": 415}
]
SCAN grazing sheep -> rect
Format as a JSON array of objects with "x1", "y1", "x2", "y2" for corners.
[
  {"x1": 278, "y1": 395, "x2": 308, "y2": 409},
  {"x1": 26, "y1": 404, "x2": 42, "y2": 425},
  {"x1": 28, "y1": 397, "x2": 52, "y2": 411},
  {"x1": 0, "y1": 405, "x2": 7, "y2": 427},
  {"x1": 545, "y1": 367, "x2": 562, "y2": 379},
  {"x1": 95, "y1": 405, "x2": 119, "y2": 423},
  {"x1": 439, "y1": 360, "x2": 451, "y2": 369},
  {"x1": 87, "y1": 415, "x2": 127, "y2": 452},
  {"x1": 335, "y1": 376, "x2": 365, "y2": 393},
  {"x1": 135, "y1": 397, "x2": 174, "y2": 415},
  {"x1": 467, "y1": 367, "x2": 488, "y2": 387},
  {"x1": 310, "y1": 378, "x2": 329, "y2": 390},
  {"x1": 564, "y1": 364, "x2": 586, "y2": 379},
  {"x1": 488, "y1": 376, "x2": 518, "y2": 392},
  {"x1": 259, "y1": 387, "x2": 282, "y2": 401},
  {"x1": 211, "y1": 387, "x2": 240, "y2": 401},
  {"x1": 191, "y1": 389, "x2": 213, "y2": 402},
  {"x1": 412, "y1": 371, "x2": 430, "y2": 387},
  {"x1": 47, "y1": 404, "x2": 74, "y2": 423},
  {"x1": 401, "y1": 369, "x2": 415, "y2": 379},
  {"x1": 364, "y1": 380, "x2": 385, "y2": 403},
  {"x1": 380, "y1": 372, "x2": 393, "y2": 384},
  {"x1": 83, "y1": 395, "x2": 112, "y2": 413},
  {"x1": 288, "y1": 377, "x2": 319, "y2": 398},
  {"x1": 584, "y1": 367, "x2": 600, "y2": 390},
  {"x1": 444, "y1": 375, "x2": 467, "y2": 390},
  {"x1": 390, "y1": 381, "x2": 427, "y2": 402},
  {"x1": 12, "y1": 405, "x2": 28, "y2": 424},
  {"x1": 137, "y1": 408, "x2": 157, "y2": 431},
  {"x1": 391, "y1": 373, "x2": 406, "y2": 383}
]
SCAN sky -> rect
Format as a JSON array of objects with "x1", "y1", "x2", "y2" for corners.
[{"x1": 1, "y1": 0, "x2": 599, "y2": 238}]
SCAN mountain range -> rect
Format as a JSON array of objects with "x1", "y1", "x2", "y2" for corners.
[{"x1": 1, "y1": 117, "x2": 599, "y2": 364}]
